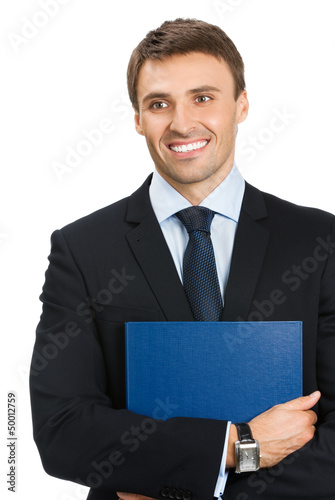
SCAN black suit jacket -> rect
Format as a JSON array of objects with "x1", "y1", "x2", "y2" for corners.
[{"x1": 30, "y1": 175, "x2": 335, "y2": 500}]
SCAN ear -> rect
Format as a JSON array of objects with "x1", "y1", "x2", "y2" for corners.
[
  {"x1": 134, "y1": 107, "x2": 144, "y2": 136},
  {"x1": 236, "y1": 90, "x2": 249, "y2": 125}
]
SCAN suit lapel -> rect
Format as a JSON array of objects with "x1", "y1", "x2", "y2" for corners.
[
  {"x1": 222, "y1": 182, "x2": 270, "y2": 321},
  {"x1": 126, "y1": 176, "x2": 194, "y2": 321}
]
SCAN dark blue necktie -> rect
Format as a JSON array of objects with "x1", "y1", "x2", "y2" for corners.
[{"x1": 176, "y1": 207, "x2": 223, "y2": 321}]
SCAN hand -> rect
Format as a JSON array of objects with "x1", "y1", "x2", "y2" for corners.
[
  {"x1": 117, "y1": 493, "x2": 156, "y2": 500},
  {"x1": 227, "y1": 391, "x2": 320, "y2": 468}
]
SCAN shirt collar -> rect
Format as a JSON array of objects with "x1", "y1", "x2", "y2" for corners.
[{"x1": 149, "y1": 162, "x2": 245, "y2": 224}]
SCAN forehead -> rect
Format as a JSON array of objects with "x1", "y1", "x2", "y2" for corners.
[{"x1": 137, "y1": 52, "x2": 235, "y2": 101}]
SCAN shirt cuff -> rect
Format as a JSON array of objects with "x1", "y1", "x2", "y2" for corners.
[{"x1": 214, "y1": 422, "x2": 231, "y2": 499}]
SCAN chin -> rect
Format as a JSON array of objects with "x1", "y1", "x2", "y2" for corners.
[{"x1": 171, "y1": 173, "x2": 212, "y2": 185}]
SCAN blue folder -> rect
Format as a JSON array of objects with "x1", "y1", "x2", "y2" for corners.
[{"x1": 125, "y1": 321, "x2": 302, "y2": 422}]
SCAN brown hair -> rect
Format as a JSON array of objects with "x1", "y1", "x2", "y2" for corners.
[{"x1": 127, "y1": 18, "x2": 246, "y2": 112}]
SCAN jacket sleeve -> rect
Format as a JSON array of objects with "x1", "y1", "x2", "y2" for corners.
[
  {"x1": 223, "y1": 217, "x2": 335, "y2": 500},
  {"x1": 30, "y1": 228, "x2": 227, "y2": 500}
]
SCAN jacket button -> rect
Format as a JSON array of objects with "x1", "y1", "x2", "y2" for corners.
[
  {"x1": 182, "y1": 492, "x2": 192, "y2": 500},
  {"x1": 169, "y1": 489, "x2": 176, "y2": 499},
  {"x1": 161, "y1": 488, "x2": 170, "y2": 498},
  {"x1": 175, "y1": 490, "x2": 183, "y2": 500}
]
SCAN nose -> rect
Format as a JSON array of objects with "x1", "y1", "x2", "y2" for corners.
[{"x1": 169, "y1": 103, "x2": 196, "y2": 136}]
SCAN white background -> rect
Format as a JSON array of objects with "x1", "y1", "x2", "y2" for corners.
[{"x1": 1, "y1": 1, "x2": 334, "y2": 499}]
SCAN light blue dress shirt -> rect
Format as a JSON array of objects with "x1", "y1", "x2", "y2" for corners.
[{"x1": 149, "y1": 162, "x2": 245, "y2": 497}]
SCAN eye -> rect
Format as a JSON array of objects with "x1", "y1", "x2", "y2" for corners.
[
  {"x1": 151, "y1": 102, "x2": 168, "y2": 110},
  {"x1": 195, "y1": 95, "x2": 211, "y2": 104}
]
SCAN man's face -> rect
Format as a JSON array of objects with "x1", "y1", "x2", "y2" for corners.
[{"x1": 134, "y1": 52, "x2": 248, "y2": 196}]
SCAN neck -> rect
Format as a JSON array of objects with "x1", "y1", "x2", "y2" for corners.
[{"x1": 159, "y1": 162, "x2": 234, "y2": 205}]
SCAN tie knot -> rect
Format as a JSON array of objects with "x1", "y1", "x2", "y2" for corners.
[{"x1": 176, "y1": 207, "x2": 215, "y2": 234}]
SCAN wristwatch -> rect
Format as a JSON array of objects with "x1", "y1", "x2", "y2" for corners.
[{"x1": 234, "y1": 422, "x2": 261, "y2": 473}]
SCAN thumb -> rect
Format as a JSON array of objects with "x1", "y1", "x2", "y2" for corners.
[{"x1": 280, "y1": 391, "x2": 321, "y2": 411}]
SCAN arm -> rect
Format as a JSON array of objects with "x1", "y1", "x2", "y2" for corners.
[
  {"x1": 117, "y1": 392, "x2": 320, "y2": 500},
  {"x1": 30, "y1": 229, "x2": 226, "y2": 500},
  {"x1": 222, "y1": 218, "x2": 335, "y2": 499},
  {"x1": 226, "y1": 392, "x2": 320, "y2": 468}
]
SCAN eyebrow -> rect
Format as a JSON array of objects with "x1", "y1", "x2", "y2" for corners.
[
  {"x1": 188, "y1": 85, "x2": 222, "y2": 94},
  {"x1": 141, "y1": 86, "x2": 222, "y2": 105}
]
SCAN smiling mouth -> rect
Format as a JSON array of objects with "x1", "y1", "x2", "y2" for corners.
[{"x1": 169, "y1": 140, "x2": 209, "y2": 153}]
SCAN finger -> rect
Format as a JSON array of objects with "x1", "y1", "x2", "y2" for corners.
[
  {"x1": 117, "y1": 494, "x2": 143, "y2": 499},
  {"x1": 305, "y1": 409, "x2": 318, "y2": 426},
  {"x1": 307, "y1": 425, "x2": 317, "y2": 441},
  {"x1": 117, "y1": 493, "x2": 156, "y2": 500},
  {"x1": 117, "y1": 493, "x2": 138, "y2": 500},
  {"x1": 280, "y1": 391, "x2": 321, "y2": 411}
]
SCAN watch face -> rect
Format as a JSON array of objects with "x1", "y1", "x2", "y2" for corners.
[
  {"x1": 240, "y1": 443, "x2": 259, "y2": 471},
  {"x1": 236, "y1": 442, "x2": 260, "y2": 472}
]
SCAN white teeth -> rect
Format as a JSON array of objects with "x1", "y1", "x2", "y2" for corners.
[{"x1": 170, "y1": 140, "x2": 208, "y2": 153}]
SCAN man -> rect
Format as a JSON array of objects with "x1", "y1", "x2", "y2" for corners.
[{"x1": 30, "y1": 19, "x2": 335, "y2": 500}]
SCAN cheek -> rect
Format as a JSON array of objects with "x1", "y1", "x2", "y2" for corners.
[
  {"x1": 198, "y1": 107, "x2": 234, "y2": 134},
  {"x1": 142, "y1": 119, "x2": 166, "y2": 146},
  {"x1": 143, "y1": 126, "x2": 166, "y2": 158},
  {"x1": 216, "y1": 114, "x2": 237, "y2": 140}
]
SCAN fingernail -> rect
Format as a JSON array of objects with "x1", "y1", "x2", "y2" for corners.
[{"x1": 309, "y1": 391, "x2": 320, "y2": 398}]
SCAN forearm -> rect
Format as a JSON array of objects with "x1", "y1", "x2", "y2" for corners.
[
  {"x1": 30, "y1": 311, "x2": 227, "y2": 497},
  {"x1": 223, "y1": 420, "x2": 335, "y2": 500},
  {"x1": 31, "y1": 393, "x2": 226, "y2": 496}
]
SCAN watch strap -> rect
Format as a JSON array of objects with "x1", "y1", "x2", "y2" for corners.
[{"x1": 235, "y1": 422, "x2": 254, "y2": 442}]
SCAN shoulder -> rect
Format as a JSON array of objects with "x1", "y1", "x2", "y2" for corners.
[
  {"x1": 242, "y1": 183, "x2": 335, "y2": 244},
  {"x1": 246, "y1": 182, "x2": 334, "y2": 220},
  {"x1": 57, "y1": 175, "x2": 152, "y2": 245},
  {"x1": 256, "y1": 184, "x2": 335, "y2": 244},
  {"x1": 265, "y1": 190, "x2": 333, "y2": 222},
  {"x1": 57, "y1": 195, "x2": 130, "y2": 246},
  {"x1": 64, "y1": 196, "x2": 129, "y2": 232}
]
